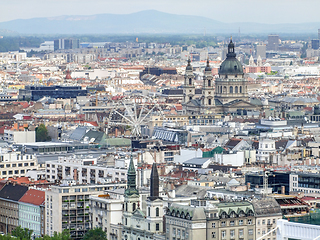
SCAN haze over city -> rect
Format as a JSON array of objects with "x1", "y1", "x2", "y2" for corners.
[{"x1": 1, "y1": 0, "x2": 320, "y2": 24}]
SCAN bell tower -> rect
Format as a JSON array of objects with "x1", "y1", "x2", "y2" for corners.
[
  {"x1": 146, "y1": 163, "x2": 163, "y2": 234},
  {"x1": 183, "y1": 59, "x2": 195, "y2": 103},
  {"x1": 203, "y1": 58, "x2": 215, "y2": 109},
  {"x1": 123, "y1": 154, "x2": 139, "y2": 229}
]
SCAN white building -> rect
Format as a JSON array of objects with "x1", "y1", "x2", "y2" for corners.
[
  {"x1": 45, "y1": 155, "x2": 127, "y2": 184},
  {"x1": 4, "y1": 129, "x2": 35, "y2": 143},
  {"x1": 214, "y1": 151, "x2": 245, "y2": 167},
  {"x1": 256, "y1": 139, "x2": 276, "y2": 163},
  {"x1": 0, "y1": 148, "x2": 37, "y2": 179}
]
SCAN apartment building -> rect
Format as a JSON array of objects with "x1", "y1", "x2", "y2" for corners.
[
  {"x1": 45, "y1": 156, "x2": 127, "y2": 184},
  {"x1": 89, "y1": 194, "x2": 123, "y2": 240},
  {"x1": 0, "y1": 148, "x2": 38, "y2": 179},
  {"x1": 45, "y1": 183, "x2": 125, "y2": 239},
  {"x1": 0, "y1": 183, "x2": 29, "y2": 233},
  {"x1": 18, "y1": 189, "x2": 45, "y2": 237}
]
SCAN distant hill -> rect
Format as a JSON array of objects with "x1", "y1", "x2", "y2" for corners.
[{"x1": 0, "y1": 10, "x2": 319, "y2": 35}]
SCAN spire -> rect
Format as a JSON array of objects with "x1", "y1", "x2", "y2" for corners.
[
  {"x1": 125, "y1": 152, "x2": 139, "y2": 196},
  {"x1": 186, "y1": 58, "x2": 193, "y2": 71},
  {"x1": 148, "y1": 163, "x2": 161, "y2": 201}
]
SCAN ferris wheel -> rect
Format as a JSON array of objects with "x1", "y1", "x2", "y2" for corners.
[{"x1": 106, "y1": 95, "x2": 165, "y2": 138}]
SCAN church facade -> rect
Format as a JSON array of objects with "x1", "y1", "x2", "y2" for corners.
[
  {"x1": 183, "y1": 39, "x2": 264, "y2": 115},
  {"x1": 122, "y1": 157, "x2": 164, "y2": 240}
]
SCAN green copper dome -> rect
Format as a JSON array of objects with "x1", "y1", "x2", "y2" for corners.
[{"x1": 219, "y1": 39, "x2": 243, "y2": 75}]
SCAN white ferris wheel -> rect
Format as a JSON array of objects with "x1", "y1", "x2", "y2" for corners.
[{"x1": 106, "y1": 95, "x2": 165, "y2": 138}]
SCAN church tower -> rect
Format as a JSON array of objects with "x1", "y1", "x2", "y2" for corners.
[
  {"x1": 146, "y1": 163, "x2": 163, "y2": 234},
  {"x1": 203, "y1": 58, "x2": 215, "y2": 110},
  {"x1": 183, "y1": 59, "x2": 195, "y2": 103},
  {"x1": 123, "y1": 154, "x2": 139, "y2": 230},
  {"x1": 215, "y1": 38, "x2": 249, "y2": 104}
]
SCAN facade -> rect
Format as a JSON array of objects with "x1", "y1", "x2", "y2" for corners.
[
  {"x1": 45, "y1": 156, "x2": 127, "y2": 184},
  {"x1": 4, "y1": 129, "x2": 35, "y2": 143},
  {"x1": 122, "y1": 158, "x2": 165, "y2": 240},
  {"x1": 89, "y1": 194, "x2": 123, "y2": 240},
  {"x1": 256, "y1": 139, "x2": 276, "y2": 163},
  {"x1": 0, "y1": 183, "x2": 29, "y2": 234},
  {"x1": 19, "y1": 85, "x2": 87, "y2": 101},
  {"x1": 0, "y1": 149, "x2": 37, "y2": 179},
  {"x1": 54, "y1": 39, "x2": 80, "y2": 51},
  {"x1": 19, "y1": 189, "x2": 45, "y2": 237},
  {"x1": 252, "y1": 198, "x2": 282, "y2": 240},
  {"x1": 165, "y1": 201, "x2": 256, "y2": 240},
  {"x1": 45, "y1": 183, "x2": 125, "y2": 239},
  {"x1": 267, "y1": 35, "x2": 280, "y2": 51}
]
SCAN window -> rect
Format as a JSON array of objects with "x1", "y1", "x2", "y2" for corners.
[
  {"x1": 230, "y1": 230, "x2": 235, "y2": 238},
  {"x1": 230, "y1": 220, "x2": 235, "y2": 226},
  {"x1": 248, "y1": 229, "x2": 253, "y2": 235},
  {"x1": 221, "y1": 231, "x2": 226, "y2": 239},
  {"x1": 12, "y1": 164, "x2": 16, "y2": 167},
  {"x1": 182, "y1": 230, "x2": 185, "y2": 237},
  {"x1": 177, "y1": 229, "x2": 180, "y2": 236},
  {"x1": 30, "y1": 163, "x2": 34, "y2": 166},
  {"x1": 208, "y1": 99, "x2": 211, "y2": 105},
  {"x1": 24, "y1": 163, "x2": 28, "y2": 166},
  {"x1": 239, "y1": 220, "x2": 243, "y2": 225},
  {"x1": 156, "y1": 223, "x2": 160, "y2": 231},
  {"x1": 248, "y1": 219, "x2": 252, "y2": 225},
  {"x1": 208, "y1": 80, "x2": 211, "y2": 87},
  {"x1": 212, "y1": 222, "x2": 215, "y2": 228},
  {"x1": 156, "y1": 207, "x2": 159, "y2": 217},
  {"x1": 63, "y1": 189, "x2": 69, "y2": 193},
  {"x1": 239, "y1": 229, "x2": 244, "y2": 237},
  {"x1": 211, "y1": 232, "x2": 216, "y2": 238},
  {"x1": 262, "y1": 220, "x2": 265, "y2": 225},
  {"x1": 18, "y1": 163, "x2": 22, "y2": 167},
  {"x1": 125, "y1": 218, "x2": 127, "y2": 225},
  {"x1": 2, "y1": 171, "x2": 6, "y2": 175},
  {"x1": 273, "y1": 219, "x2": 276, "y2": 224},
  {"x1": 133, "y1": 203, "x2": 136, "y2": 212},
  {"x1": 6, "y1": 164, "x2": 10, "y2": 168},
  {"x1": 258, "y1": 220, "x2": 260, "y2": 225},
  {"x1": 221, "y1": 221, "x2": 226, "y2": 227}
]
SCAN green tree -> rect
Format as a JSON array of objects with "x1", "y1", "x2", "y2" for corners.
[
  {"x1": 11, "y1": 226, "x2": 33, "y2": 240},
  {"x1": 83, "y1": 228, "x2": 107, "y2": 240},
  {"x1": 35, "y1": 230, "x2": 70, "y2": 240},
  {"x1": 36, "y1": 124, "x2": 51, "y2": 142}
]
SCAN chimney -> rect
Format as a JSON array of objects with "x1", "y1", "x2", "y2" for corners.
[{"x1": 281, "y1": 186, "x2": 285, "y2": 195}]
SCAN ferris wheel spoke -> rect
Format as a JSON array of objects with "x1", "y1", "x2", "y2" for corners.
[
  {"x1": 122, "y1": 101, "x2": 136, "y2": 123},
  {"x1": 138, "y1": 104, "x2": 158, "y2": 124},
  {"x1": 112, "y1": 109, "x2": 134, "y2": 125}
]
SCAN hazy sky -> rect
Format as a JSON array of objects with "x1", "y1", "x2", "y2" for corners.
[{"x1": 0, "y1": 0, "x2": 318, "y2": 24}]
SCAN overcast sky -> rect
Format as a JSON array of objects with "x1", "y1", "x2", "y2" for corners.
[{"x1": 0, "y1": 0, "x2": 318, "y2": 24}]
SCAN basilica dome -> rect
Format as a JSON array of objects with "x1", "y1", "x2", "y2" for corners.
[{"x1": 219, "y1": 39, "x2": 243, "y2": 75}]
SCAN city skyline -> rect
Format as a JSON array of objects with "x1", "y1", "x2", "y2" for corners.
[{"x1": 1, "y1": 0, "x2": 320, "y2": 24}]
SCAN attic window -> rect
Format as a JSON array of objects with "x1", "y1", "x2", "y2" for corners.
[
  {"x1": 234, "y1": 65, "x2": 237, "y2": 70},
  {"x1": 193, "y1": 192, "x2": 197, "y2": 195}
]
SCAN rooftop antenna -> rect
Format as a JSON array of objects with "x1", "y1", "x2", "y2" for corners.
[{"x1": 263, "y1": 171, "x2": 269, "y2": 197}]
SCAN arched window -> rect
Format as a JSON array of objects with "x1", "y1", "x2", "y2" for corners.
[
  {"x1": 230, "y1": 86, "x2": 233, "y2": 93},
  {"x1": 133, "y1": 203, "x2": 136, "y2": 212},
  {"x1": 148, "y1": 207, "x2": 151, "y2": 216},
  {"x1": 223, "y1": 86, "x2": 227, "y2": 93},
  {"x1": 189, "y1": 96, "x2": 192, "y2": 101},
  {"x1": 156, "y1": 207, "x2": 159, "y2": 217},
  {"x1": 240, "y1": 86, "x2": 242, "y2": 93},
  {"x1": 235, "y1": 86, "x2": 238, "y2": 93},
  {"x1": 208, "y1": 80, "x2": 211, "y2": 87},
  {"x1": 125, "y1": 203, "x2": 128, "y2": 212},
  {"x1": 189, "y1": 78, "x2": 192, "y2": 85},
  {"x1": 208, "y1": 99, "x2": 211, "y2": 105}
]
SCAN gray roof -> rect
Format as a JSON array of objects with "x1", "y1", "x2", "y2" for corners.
[
  {"x1": 183, "y1": 157, "x2": 211, "y2": 165},
  {"x1": 251, "y1": 198, "x2": 282, "y2": 216}
]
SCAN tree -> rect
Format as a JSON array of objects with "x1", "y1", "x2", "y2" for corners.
[
  {"x1": 35, "y1": 230, "x2": 70, "y2": 240},
  {"x1": 11, "y1": 226, "x2": 33, "y2": 240},
  {"x1": 36, "y1": 124, "x2": 51, "y2": 142},
  {"x1": 82, "y1": 228, "x2": 107, "y2": 240}
]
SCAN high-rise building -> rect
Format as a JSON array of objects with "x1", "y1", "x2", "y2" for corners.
[
  {"x1": 267, "y1": 35, "x2": 280, "y2": 51},
  {"x1": 311, "y1": 39, "x2": 320, "y2": 50},
  {"x1": 54, "y1": 39, "x2": 80, "y2": 51},
  {"x1": 256, "y1": 45, "x2": 266, "y2": 58},
  {"x1": 318, "y1": 29, "x2": 320, "y2": 39}
]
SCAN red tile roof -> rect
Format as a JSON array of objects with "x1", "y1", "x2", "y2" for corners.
[{"x1": 19, "y1": 189, "x2": 45, "y2": 206}]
